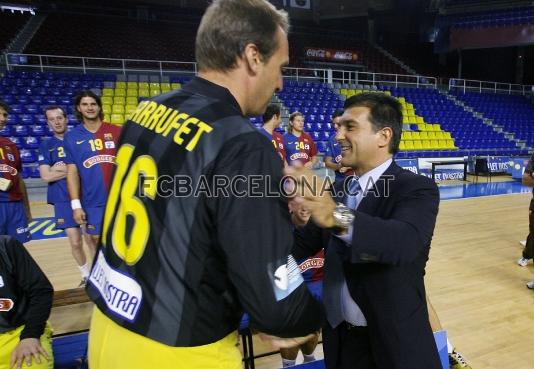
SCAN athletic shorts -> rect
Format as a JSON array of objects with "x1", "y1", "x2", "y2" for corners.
[
  {"x1": 306, "y1": 280, "x2": 323, "y2": 302},
  {"x1": 0, "y1": 322, "x2": 53, "y2": 369},
  {"x1": 0, "y1": 201, "x2": 31, "y2": 244},
  {"x1": 53, "y1": 202, "x2": 78, "y2": 229},
  {"x1": 84, "y1": 206, "x2": 104, "y2": 235},
  {"x1": 88, "y1": 307, "x2": 242, "y2": 369}
]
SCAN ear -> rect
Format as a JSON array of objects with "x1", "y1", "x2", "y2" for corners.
[
  {"x1": 377, "y1": 127, "x2": 393, "y2": 149},
  {"x1": 243, "y1": 43, "x2": 262, "y2": 74}
]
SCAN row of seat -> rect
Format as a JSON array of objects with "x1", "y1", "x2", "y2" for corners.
[{"x1": 400, "y1": 140, "x2": 457, "y2": 151}]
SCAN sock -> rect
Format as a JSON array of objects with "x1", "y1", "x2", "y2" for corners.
[
  {"x1": 303, "y1": 353, "x2": 316, "y2": 363},
  {"x1": 282, "y1": 358, "x2": 296, "y2": 367},
  {"x1": 447, "y1": 338, "x2": 453, "y2": 354},
  {"x1": 79, "y1": 263, "x2": 90, "y2": 279}
]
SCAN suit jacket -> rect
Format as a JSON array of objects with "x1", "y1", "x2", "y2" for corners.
[{"x1": 293, "y1": 161, "x2": 441, "y2": 369}]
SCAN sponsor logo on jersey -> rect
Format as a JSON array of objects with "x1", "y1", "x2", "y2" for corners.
[
  {"x1": 16, "y1": 226, "x2": 29, "y2": 234},
  {"x1": 269, "y1": 255, "x2": 304, "y2": 302},
  {"x1": 0, "y1": 298, "x2": 14, "y2": 312},
  {"x1": 104, "y1": 141, "x2": 115, "y2": 149},
  {"x1": 289, "y1": 152, "x2": 310, "y2": 161},
  {"x1": 89, "y1": 251, "x2": 142, "y2": 322},
  {"x1": 335, "y1": 154, "x2": 342, "y2": 163},
  {"x1": 298, "y1": 257, "x2": 325, "y2": 273},
  {"x1": 104, "y1": 133, "x2": 113, "y2": 140},
  {"x1": 76, "y1": 140, "x2": 86, "y2": 145},
  {"x1": 7, "y1": 153, "x2": 14, "y2": 161},
  {"x1": 0, "y1": 164, "x2": 17, "y2": 176},
  {"x1": 53, "y1": 161, "x2": 66, "y2": 167},
  {"x1": 57, "y1": 218, "x2": 64, "y2": 225},
  {"x1": 83, "y1": 155, "x2": 116, "y2": 168}
]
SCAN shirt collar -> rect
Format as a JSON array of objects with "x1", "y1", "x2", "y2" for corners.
[
  {"x1": 182, "y1": 76, "x2": 243, "y2": 116},
  {"x1": 356, "y1": 158, "x2": 393, "y2": 192}
]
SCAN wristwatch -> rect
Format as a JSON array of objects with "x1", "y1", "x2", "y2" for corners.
[{"x1": 332, "y1": 202, "x2": 355, "y2": 233}]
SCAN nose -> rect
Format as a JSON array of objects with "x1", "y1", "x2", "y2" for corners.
[
  {"x1": 275, "y1": 75, "x2": 283, "y2": 93},
  {"x1": 335, "y1": 126, "x2": 346, "y2": 142}
]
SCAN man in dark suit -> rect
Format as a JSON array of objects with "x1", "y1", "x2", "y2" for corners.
[{"x1": 287, "y1": 93, "x2": 441, "y2": 369}]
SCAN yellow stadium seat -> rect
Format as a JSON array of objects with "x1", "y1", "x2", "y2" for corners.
[
  {"x1": 419, "y1": 132, "x2": 428, "y2": 140},
  {"x1": 435, "y1": 132, "x2": 444, "y2": 139},
  {"x1": 114, "y1": 89, "x2": 126, "y2": 97},
  {"x1": 127, "y1": 89, "x2": 138, "y2": 97},
  {"x1": 427, "y1": 132, "x2": 436, "y2": 139},
  {"x1": 112, "y1": 105, "x2": 125, "y2": 114},
  {"x1": 171, "y1": 83, "x2": 181, "y2": 90},
  {"x1": 413, "y1": 141, "x2": 423, "y2": 150},
  {"x1": 424, "y1": 123, "x2": 433, "y2": 131},
  {"x1": 102, "y1": 88, "x2": 114, "y2": 97},
  {"x1": 149, "y1": 82, "x2": 160, "y2": 89},
  {"x1": 438, "y1": 140, "x2": 447, "y2": 149},
  {"x1": 416, "y1": 117, "x2": 424, "y2": 124},
  {"x1": 102, "y1": 105, "x2": 111, "y2": 115},
  {"x1": 113, "y1": 97, "x2": 125, "y2": 105},
  {"x1": 445, "y1": 140, "x2": 456, "y2": 149},
  {"x1": 138, "y1": 89, "x2": 150, "y2": 97},
  {"x1": 398, "y1": 97, "x2": 406, "y2": 104},
  {"x1": 150, "y1": 89, "x2": 161, "y2": 97},
  {"x1": 101, "y1": 96, "x2": 113, "y2": 105},
  {"x1": 399, "y1": 141, "x2": 406, "y2": 150},
  {"x1": 125, "y1": 105, "x2": 137, "y2": 115},
  {"x1": 411, "y1": 132, "x2": 420, "y2": 140},
  {"x1": 115, "y1": 82, "x2": 126, "y2": 89},
  {"x1": 126, "y1": 97, "x2": 138, "y2": 105},
  {"x1": 402, "y1": 116, "x2": 410, "y2": 124},
  {"x1": 384, "y1": 90, "x2": 391, "y2": 96},
  {"x1": 110, "y1": 114, "x2": 125, "y2": 125},
  {"x1": 429, "y1": 140, "x2": 439, "y2": 149},
  {"x1": 443, "y1": 132, "x2": 452, "y2": 140},
  {"x1": 432, "y1": 124, "x2": 441, "y2": 131},
  {"x1": 161, "y1": 88, "x2": 171, "y2": 94},
  {"x1": 139, "y1": 82, "x2": 149, "y2": 90},
  {"x1": 420, "y1": 140, "x2": 430, "y2": 149},
  {"x1": 127, "y1": 82, "x2": 138, "y2": 89},
  {"x1": 104, "y1": 114, "x2": 111, "y2": 122},
  {"x1": 404, "y1": 141, "x2": 415, "y2": 150},
  {"x1": 160, "y1": 83, "x2": 171, "y2": 90}
]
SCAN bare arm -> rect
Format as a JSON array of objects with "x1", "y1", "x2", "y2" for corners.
[
  {"x1": 18, "y1": 175, "x2": 32, "y2": 222},
  {"x1": 38, "y1": 164, "x2": 67, "y2": 183},
  {"x1": 523, "y1": 171, "x2": 534, "y2": 187},
  {"x1": 66, "y1": 164, "x2": 81, "y2": 200},
  {"x1": 324, "y1": 156, "x2": 340, "y2": 171}
]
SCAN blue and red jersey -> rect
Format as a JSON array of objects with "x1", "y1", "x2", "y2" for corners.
[
  {"x1": 259, "y1": 128, "x2": 286, "y2": 162},
  {"x1": 0, "y1": 137, "x2": 23, "y2": 202},
  {"x1": 63, "y1": 123, "x2": 122, "y2": 207},
  {"x1": 325, "y1": 134, "x2": 354, "y2": 181},
  {"x1": 298, "y1": 249, "x2": 324, "y2": 283},
  {"x1": 38, "y1": 136, "x2": 69, "y2": 204},
  {"x1": 283, "y1": 132, "x2": 317, "y2": 166}
]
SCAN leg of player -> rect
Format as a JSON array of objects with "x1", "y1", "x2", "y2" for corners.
[
  {"x1": 427, "y1": 295, "x2": 472, "y2": 369},
  {"x1": 300, "y1": 332, "x2": 319, "y2": 363},
  {"x1": 280, "y1": 347, "x2": 299, "y2": 367},
  {"x1": 65, "y1": 227, "x2": 90, "y2": 286}
]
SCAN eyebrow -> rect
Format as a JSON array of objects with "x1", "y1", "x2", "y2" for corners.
[{"x1": 340, "y1": 118, "x2": 357, "y2": 127}]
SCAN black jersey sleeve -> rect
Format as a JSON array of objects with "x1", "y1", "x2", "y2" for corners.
[{"x1": 212, "y1": 134, "x2": 323, "y2": 338}]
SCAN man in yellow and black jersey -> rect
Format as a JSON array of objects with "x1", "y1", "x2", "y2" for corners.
[{"x1": 86, "y1": 1, "x2": 323, "y2": 368}]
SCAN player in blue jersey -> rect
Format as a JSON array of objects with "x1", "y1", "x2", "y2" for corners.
[
  {"x1": 324, "y1": 109, "x2": 353, "y2": 183},
  {"x1": 38, "y1": 106, "x2": 91, "y2": 286},
  {"x1": 64, "y1": 91, "x2": 121, "y2": 253},
  {"x1": 283, "y1": 111, "x2": 318, "y2": 168},
  {"x1": 0, "y1": 100, "x2": 31, "y2": 243}
]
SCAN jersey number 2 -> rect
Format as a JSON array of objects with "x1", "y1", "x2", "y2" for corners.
[{"x1": 102, "y1": 144, "x2": 158, "y2": 265}]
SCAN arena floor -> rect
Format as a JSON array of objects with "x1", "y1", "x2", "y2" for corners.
[{"x1": 24, "y1": 175, "x2": 534, "y2": 369}]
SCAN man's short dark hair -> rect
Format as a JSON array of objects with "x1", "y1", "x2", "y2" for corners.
[
  {"x1": 0, "y1": 100, "x2": 10, "y2": 113},
  {"x1": 195, "y1": 0, "x2": 289, "y2": 72},
  {"x1": 74, "y1": 90, "x2": 104, "y2": 122},
  {"x1": 263, "y1": 104, "x2": 281, "y2": 123},
  {"x1": 332, "y1": 109, "x2": 344, "y2": 120},
  {"x1": 44, "y1": 105, "x2": 67, "y2": 118},
  {"x1": 343, "y1": 93, "x2": 402, "y2": 154}
]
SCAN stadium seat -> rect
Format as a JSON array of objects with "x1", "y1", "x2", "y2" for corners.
[
  {"x1": 112, "y1": 105, "x2": 125, "y2": 114},
  {"x1": 113, "y1": 97, "x2": 125, "y2": 105},
  {"x1": 110, "y1": 114, "x2": 125, "y2": 125}
]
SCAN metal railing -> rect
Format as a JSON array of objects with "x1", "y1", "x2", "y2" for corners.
[
  {"x1": 449, "y1": 78, "x2": 534, "y2": 95},
  {"x1": 4, "y1": 53, "x2": 197, "y2": 77}
]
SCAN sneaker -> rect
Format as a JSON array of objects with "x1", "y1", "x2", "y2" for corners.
[
  {"x1": 78, "y1": 277, "x2": 88, "y2": 288},
  {"x1": 449, "y1": 349, "x2": 472, "y2": 369},
  {"x1": 527, "y1": 281, "x2": 534, "y2": 289},
  {"x1": 517, "y1": 257, "x2": 529, "y2": 267},
  {"x1": 519, "y1": 240, "x2": 527, "y2": 247}
]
